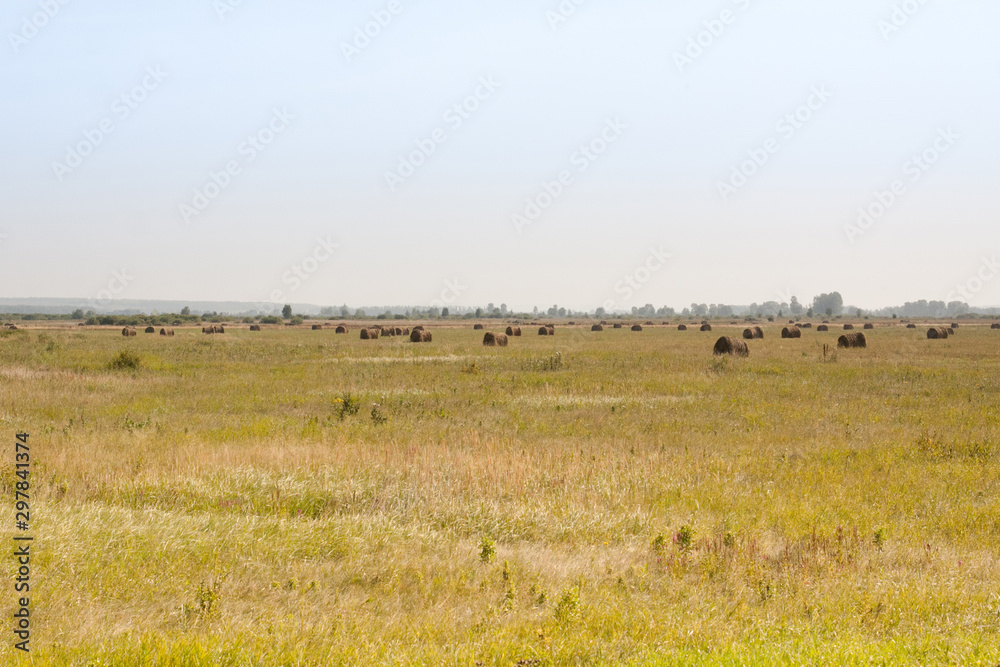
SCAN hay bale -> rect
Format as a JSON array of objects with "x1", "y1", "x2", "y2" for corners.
[
  {"x1": 742, "y1": 328, "x2": 755, "y2": 340},
  {"x1": 677, "y1": 324, "x2": 688, "y2": 331},
  {"x1": 781, "y1": 326, "x2": 802, "y2": 339},
  {"x1": 817, "y1": 325, "x2": 829, "y2": 331},
  {"x1": 506, "y1": 326, "x2": 522, "y2": 336},
  {"x1": 402, "y1": 328, "x2": 410, "y2": 336},
  {"x1": 335, "y1": 325, "x2": 347, "y2": 334},
  {"x1": 838, "y1": 332, "x2": 867, "y2": 349},
  {"x1": 144, "y1": 326, "x2": 155, "y2": 334},
  {"x1": 600, "y1": 320, "x2": 608, "y2": 325},
  {"x1": 361, "y1": 328, "x2": 380, "y2": 340},
  {"x1": 483, "y1": 332, "x2": 508, "y2": 347},
  {"x1": 863, "y1": 323, "x2": 874, "y2": 330},
  {"x1": 992, "y1": 323, "x2": 1000, "y2": 330},
  {"x1": 714, "y1": 336, "x2": 749, "y2": 357},
  {"x1": 410, "y1": 329, "x2": 432, "y2": 343},
  {"x1": 951, "y1": 323, "x2": 960, "y2": 329},
  {"x1": 312, "y1": 324, "x2": 323, "y2": 330},
  {"x1": 906, "y1": 324, "x2": 917, "y2": 329},
  {"x1": 538, "y1": 326, "x2": 549, "y2": 336},
  {"x1": 700, "y1": 324, "x2": 712, "y2": 332},
  {"x1": 412, "y1": 326, "x2": 425, "y2": 332},
  {"x1": 613, "y1": 323, "x2": 623, "y2": 329},
  {"x1": 473, "y1": 324, "x2": 484, "y2": 330},
  {"x1": 801, "y1": 323, "x2": 813, "y2": 329},
  {"x1": 843, "y1": 324, "x2": 854, "y2": 330},
  {"x1": 122, "y1": 327, "x2": 134, "y2": 337},
  {"x1": 754, "y1": 326, "x2": 764, "y2": 339},
  {"x1": 631, "y1": 324, "x2": 643, "y2": 332},
  {"x1": 645, "y1": 321, "x2": 654, "y2": 326},
  {"x1": 159, "y1": 328, "x2": 175, "y2": 336},
  {"x1": 946, "y1": 327, "x2": 955, "y2": 335},
  {"x1": 250, "y1": 325, "x2": 261, "y2": 331},
  {"x1": 591, "y1": 324, "x2": 604, "y2": 332},
  {"x1": 927, "y1": 327, "x2": 949, "y2": 339}
]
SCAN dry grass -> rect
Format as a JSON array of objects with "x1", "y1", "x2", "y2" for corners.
[{"x1": 1, "y1": 324, "x2": 999, "y2": 665}]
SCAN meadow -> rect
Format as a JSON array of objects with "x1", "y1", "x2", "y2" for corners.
[{"x1": 1, "y1": 320, "x2": 999, "y2": 665}]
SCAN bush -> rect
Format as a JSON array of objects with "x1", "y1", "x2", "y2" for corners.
[{"x1": 108, "y1": 350, "x2": 142, "y2": 371}]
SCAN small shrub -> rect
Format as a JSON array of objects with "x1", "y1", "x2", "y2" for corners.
[
  {"x1": 554, "y1": 587, "x2": 580, "y2": 623},
  {"x1": 335, "y1": 394, "x2": 360, "y2": 420},
  {"x1": 370, "y1": 404, "x2": 387, "y2": 425},
  {"x1": 108, "y1": 349, "x2": 142, "y2": 371},
  {"x1": 674, "y1": 525, "x2": 694, "y2": 551},
  {"x1": 479, "y1": 537, "x2": 496, "y2": 564}
]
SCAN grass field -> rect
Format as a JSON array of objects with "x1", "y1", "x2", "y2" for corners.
[{"x1": 2, "y1": 321, "x2": 999, "y2": 665}]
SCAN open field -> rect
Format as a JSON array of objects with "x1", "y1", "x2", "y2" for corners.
[{"x1": 2, "y1": 321, "x2": 999, "y2": 665}]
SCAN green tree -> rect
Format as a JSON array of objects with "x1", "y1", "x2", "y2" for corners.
[
  {"x1": 812, "y1": 292, "x2": 844, "y2": 317},
  {"x1": 282, "y1": 304, "x2": 293, "y2": 319},
  {"x1": 441, "y1": 307, "x2": 450, "y2": 318},
  {"x1": 71, "y1": 308, "x2": 84, "y2": 319},
  {"x1": 181, "y1": 306, "x2": 191, "y2": 316}
]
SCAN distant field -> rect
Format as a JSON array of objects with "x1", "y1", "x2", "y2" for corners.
[{"x1": 2, "y1": 321, "x2": 999, "y2": 665}]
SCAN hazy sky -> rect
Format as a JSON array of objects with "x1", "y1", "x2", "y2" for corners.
[{"x1": 2, "y1": 0, "x2": 998, "y2": 311}]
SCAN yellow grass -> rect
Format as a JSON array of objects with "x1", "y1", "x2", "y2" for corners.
[{"x1": 1, "y1": 322, "x2": 998, "y2": 665}]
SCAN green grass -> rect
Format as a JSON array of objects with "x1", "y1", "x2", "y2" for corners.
[{"x1": 1, "y1": 322, "x2": 999, "y2": 665}]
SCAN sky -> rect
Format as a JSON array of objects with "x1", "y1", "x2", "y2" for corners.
[{"x1": 1, "y1": 0, "x2": 998, "y2": 312}]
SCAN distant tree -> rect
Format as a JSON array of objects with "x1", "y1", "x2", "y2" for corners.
[
  {"x1": 441, "y1": 307, "x2": 449, "y2": 318},
  {"x1": 71, "y1": 308, "x2": 84, "y2": 319},
  {"x1": 500, "y1": 303, "x2": 508, "y2": 315},
  {"x1": 181, "y1": 306, "x2": 191, "y2": 316},
  {"x1": 806, "y1": 307, "x2": 814, "y2": 318},
  {"x1": 475, "y1": 307, "x2": 484, "y2": 318},
  {"x1": 339, "y1": 305, "x2": 351, "y2": 317},
  {"x1": 282, "y1": 304, "x2": 292, "y2": 318},
  {"x1": 289, "y1": 316, "x2": 304, "y2": 325},
  {"x1": 790, "y1": 296, "x2": 803, "y2": 316},
  {"x1": 595, "y1": 307, "x2": 606, "y2": 318},
  {"x1": 428, "y1": 306, "x2": 441, "y2": 318},
  {"x1": 320, "y1": 306, "x2": 335, "y2": 316},
  {"x1": 812, "y1": 292, "x2": 844, "y2": 317}
]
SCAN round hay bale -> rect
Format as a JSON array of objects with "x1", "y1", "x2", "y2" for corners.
[
  {"x1": 677, "y1": 324, "x2": 688, "y2": 331},
  {"x1": 951, "y1": 323, "x2": 960, "y2": 329},
  {"x1": 822, "y1": 320, "x2": 830, "y2": 324},
  {"x1": 335, "y1": 325, "x2": 348, "y2": 334},
  {"x1": 410, "y1": 329, "x2": 432, "y2": 343},
  {"x1": 473, "y1": 324, "x2": 484, "y2": 330},
  {"x1": 992, "y1": 323, "x2": 1000, "y2": 330},
  {"x1": 631, "y1": 324, "x2": 643, "y2": 332},
  {"x1": 412, "y1": 326, "x2": 425, "y2": 332},
  {"x1": 838, "y1": 332, "x2": 867, "y2": 349},
  {"x1": 312, "y1": 324, "x2": 323, "y2": 330},
  {"x1": 483, "y1": 332, "x2": 508, "y2": 347},
  {"x1": 538, "y1": 326, "x2": 549, "y2": 336},
  {"x1": 591, "y1": 324, "x2": 604, "y2": 332},
  {"x1": 361, "y1": 328, "x2": 380, "y2": 340},
  {"x1": 613, "y1": 323, "x2": 622, "y2": 329},
  {"x1": 906, "y1": 324, "x2": 917, "y2": 329},
  {"x1": 662, "y1": 321, "x2": 670, "y2": 325},
  {"x1": 742, "y1": 328, "x2": 755, "y2": 340},
  {"x1": 801, "y1": 323, "x2": 813, "y2": 329},
  {"x1": 843, "y1": 324, "x2": 855, "y2": 330},
  {"x1": 645, "y1": 321, "x2": 654, "y2": 326},
  {"x1": 144, "y1": 326, "x2": 155, "y2": 334},
  {"x1": 122, "y1": 327, "x2": 132, "y2": 337},
  {"x1": 713, "y1": 336, "x2": 749, "y2": 357},
  {"x1": 927, "y1": 327, "x2": 948, "y2": 339},
  {"x1": 817, "y1": 325, "x2": 829, "y2": 332},
  {"x1": 250, "y1": 324, "x2": 262, "y2": 331},
  {"x1": 402, "y1": 328, "x2": 410, "y2": 336},
  {"x1": 754, "y1": 326, "x2": 764, "y2": 339},
  {"x1": 600, "y1": 320, "x2": 608, "y2": 325},
  {"x1": 863, "y1": 323, "x2": 874, "y2": 330},
  {"x1": 505, "y1": 326, "x2": 521, "y2": 336},
  {"x1": 781, "y1": 326, "x2": 802, "y2": 339},
  {"x1": 159, "y1": 328, "x2": 175, "y2": 336},
  {"x1": 946, "y1": 327, "x2": 955, "y2": 335},
  {"x1": 700, "y1": 324, "x2": 712, "y2": 332}
]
